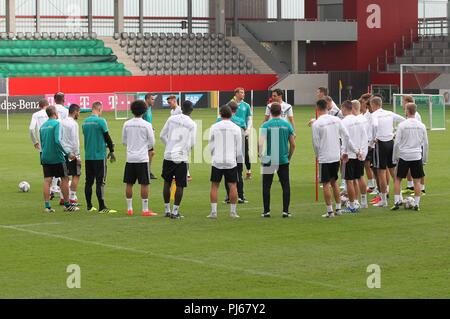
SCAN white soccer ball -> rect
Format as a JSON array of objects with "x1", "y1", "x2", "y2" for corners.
[
  {"x1": 403, "y1": 196, "x2": 415, "y2": 209},
  {"x1": 345, "y1": 200, "x2": 361, "y2": 210},
  {"x1": 18, "y1": 181, "x2": 30, "y2": 192}
]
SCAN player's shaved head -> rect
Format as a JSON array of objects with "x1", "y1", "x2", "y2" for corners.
[
  {"x1": 341, "y1": 100, "x2": 353, "y2": 112},
  {"x1": 38, "y1": 99, "x2": 49, "y2": 109},
  {"x1": 45, "y1": 105, "x2": 57, "y2": 118},
  {"x1": 92, "y1": 101, "x2": 102, "y2": 111},
  {"x1": 54, "y1": 92, "x2": 64, "y2": 104},
  {"x1": 406, "y1": 103, "x2": 417, "y2": 116},
  {"x1": 351, "y1": 99, "x2": 361, "y2": 113},
  {"x1": 370, "y1": 96, "x2": 382, "y2": 108},
  {"x1": 318, "y1": 87, "x2": 328, "y2": 95},
  {"x1": 270, "y1": 102, "x2": 281, "y2": 117}
]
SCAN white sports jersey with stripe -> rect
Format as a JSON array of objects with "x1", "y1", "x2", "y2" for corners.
[
  {"x1": 393, "y1": 118, "x2": 429, "y2": 163},
  {"x1": 265, "y1": 101, "x2": 293, "y2": 122},
  {"x1": 371, "y1": 108, "x2": 405, "y2": 142},
  {"x1": 312, "y1": 114, "x2": 358, "y2": 164},
  {"x1": 122, "y1": 117, "x2": 155, "y2": 163},
  {"x1": 341, "y1": 114, "x2": 369, "y2": 159},
  {"x1": 160, "y1": 114, "x2": 197, "y2": 162}
]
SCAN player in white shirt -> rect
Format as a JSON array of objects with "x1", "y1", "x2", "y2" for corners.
[
  {"x1": 325, "y1": 96, "x2": 344, "y2": 119},
  {"x1": 60, "y1": 104, "x2": 81, "y2": 205},
  {"x1": 312, "y1": 99, "x2": 360, "y2": 218},
  {"x1": 339, "y1": 100, "x2": 369, "y2": 213},
  {"x1": 208, "y1": 105, "x2": 243, "y2": 219},
  {"x1": 391, "y1": 103, "x2": 428, "y2": 211},
  {"x1": 370, "y1": 96, "x2": 405, "y2": 207},
  {"x1": 359, "y1": 93, "x2": 377, "y2": 193},
  {"x1": 401, "y1": 95, "x2": 426, "y2": 195},
  {"x1": 29, "y1": 99, "x2": 49, "y2": 150},
  {"x1": 160, "y1": 100, "x2": 197, "y2": 219},
  {"x1": 122, "y1": 100, "x2": 156, "y2": 217},
  {"x1": 264, "y1": 88, "x2": 295, "y2": 131},
  {"x1": 29, "y1": 99, "x2": 62, "y2": 201},
  {"x1": 54, "y1": 92, "x2": 69, "y2": 120},
  {"x1": 167, "y1": 95, "x2": 182, "y2": 117}
]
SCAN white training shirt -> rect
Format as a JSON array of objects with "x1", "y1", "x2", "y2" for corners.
[
  {"x1": 29, "y1": 108, "x2": 48, "y2": 145},
  {"x1": 341, "y1": 114, "x2": 369, "y2": 159},
  {"x1": 393, "y1": 118, "x2": 428, "y2": 163},
  {"x1": 160, "y1": 114, "x2": 197, "y2": 163},
  {"x1": 60, "y1": 117, "x2": 80, "y2": 157},
  {"x1": 371, "y1": 108, "x2": 405, "y2": 142},
  {"x1": 55, "y1": 104, "x2": 69, "y2": 120},
  {"x1": 328, "y1": 102, "x2": 344, "y2": 119},
  {"x1": 312, "y1": 114, "x2": 358, "y2": 164},
  {"x1": 208, "y1": 119, "x2": 243, "y2": 169},
  {"x1": 170, "y1": 105, "x2": 182, "y2": 116},
  {"x1": 122, "y1": 117, "x2": 155, "y2": 163},
  {"x1": 415, "y1": 111, "x2": 422, "y2": 123},
  {"x1": 265, "y1": 101, "x2": 293, "y2": 122}
]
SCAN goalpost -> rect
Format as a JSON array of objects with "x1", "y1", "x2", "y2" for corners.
[
  {"x1": 1, "y1": 78, "x2": 9, "y2": 130},
  {"x1": 113, "y1": 92, "x2": 137, "y2": 120},
  {"x1": 399, "y1": 63, "x2": 448, "y2": 130}
]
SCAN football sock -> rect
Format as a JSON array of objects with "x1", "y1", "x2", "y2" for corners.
[
  {"x1": 407, "y1": 180, "x2": 414, "y2": 188},
  {"x1": 336, "y1": 203, "x2": 341, "y2": 210},
  {"x1": 142, "y1": 199, "x2": 149, "y2": 212},
  {"x1": 368, "y1": 179, "x2": 374, "y2": 188},
  {"x1": 211, "y1": 203, "x2": 217, "y2": 213},
  {"x1": 415, "y1": 196, "x2": 421, "y2": 206},
  {"x1": 326, "y1": 205, "x2": 333, "y2": 213},
  {"x1": 173, "y1": 205, "x2": 179, "y2": 215},
  {"x1": 126, "y1": 198, "x2": 133, "y2": 211},
  {"x1": 164, "y1": 203, "x2": 171, "y2": 213},
  {"x1": 381, "y1": 193, "x2": 387, "y2": 204},
  {"x1": 394, "y1": 195, "x2": 401, "y2": 204},
  {"x1": 421, "y1": 184, "x2": 425, "y2": 191},
  {"x1": 230, "y1": 204, "x2": 237, "y2": 214},
  {"x1": 361, "y1": 194, "x2": 367, "y2": 206},
  {"x1": 69, "y1": 191, "x2": 77, "y2": 201},
  {"x1": 45, "y1": 201, "x2": 51, "y2": 209}
]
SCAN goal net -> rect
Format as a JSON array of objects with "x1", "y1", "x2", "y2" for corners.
[
  {"x1": 393, "y1": 94, "x2": 445, "y2": 130},
  {"x1": 113, "y1": 92, "x2": 137, "y2": 120},
  {"x1": 398, "y1": 64, "x2": 448, "y2": 130}
]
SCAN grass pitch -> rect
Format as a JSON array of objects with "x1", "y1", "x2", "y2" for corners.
[{"x1": 0, "y1": 106, "x2": 449, "y2": 298}]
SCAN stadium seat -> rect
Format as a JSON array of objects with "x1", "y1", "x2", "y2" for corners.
[
  {"x1": 136, "y1": 33, "x2": 144, "y2": 40},
  {"x1": 7, "y1": 32, "x2": 15, "y2": 39},
  {"x1": 73, "y1": 32, "x2": 82, "y2": 40},
  {"x1": 16, "y1": 32, "x2": 25, "y2": 40},
  {"x1": 113, "y1": 33, "x2": 120, "y2": 40},
  {"x1": 0, "y1": 33, "x2": 8, "y2": 40},
  {"x1": 144, "y1": 33, "x2": 151, "y2": 40}
]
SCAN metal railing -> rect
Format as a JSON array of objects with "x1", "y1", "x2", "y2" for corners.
[
  {"x1": 368, "y1": 28, "x2": 416, "y2": 72},
  {"x1": 418, "y1": 17, "x2": 449, "y2": 37}
]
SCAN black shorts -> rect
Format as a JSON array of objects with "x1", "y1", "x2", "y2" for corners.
[
  {"x1": 319, "y1": 162, "x2": 340, "y2": 184},
  {"x1": 85, "y1": 160, "x2": 107, "y2": 184},
  {"x1": 161, "y1": 160, "x2": 188, "y2": 187},
  {"x1": 66, "y1": 158, "x2": 81, "y2": 177},
  {"x1": 396, "y1": 159, "x2": 425, "y2": 179},
  {"x1": 123, "y1": 162, "x2": 150, "y2": 185},
  {"x1": 342, "y1": 159, "x2": 364, "y2": 180},
  {"x1": 373, "y1": 140, "x2": 395, "y2": 169},
  {"x1": 210, "y1": 166, "x2": 238, "y2": 184},
  {"x1": 42, "y1": 162, "x2": 68, "y2": 178}
]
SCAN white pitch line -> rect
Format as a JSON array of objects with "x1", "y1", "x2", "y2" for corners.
[
  {"x1": 0, "y1": 224, "x2": 354, "y2": 293},
  {"x1": 2, "y1": 222, "x2": 62, "y2": 228}
]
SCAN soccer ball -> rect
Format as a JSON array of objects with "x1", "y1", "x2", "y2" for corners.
[
  {"x1": 345, "y1": 200, "x2": 361, "y2": 210},
  {"x1": 18, "y1": 181, "x2": 30, "y2": 192},
  {"x1": 403, "y1": 196, "x2": 415, "y2": 209}
]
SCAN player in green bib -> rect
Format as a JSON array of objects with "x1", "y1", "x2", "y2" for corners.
[
  {"x1": 82, "y1": 101, "x2": 117, "y2": 213},
  {"x1": 143, "y1": 93, "x2": 157, "y2": 180},
  {"x1": 259, "y1": 102, "x2": 296, "y2": 218},
  {"x1": 217, "y1": 101, "x2": 247, "y2": 203},
  {"x1": 232, "y1": 87, "x2": 253, "y2": 180},
  {"x1": 40, "y1": 105, "x2": 79, "y2": 213}
]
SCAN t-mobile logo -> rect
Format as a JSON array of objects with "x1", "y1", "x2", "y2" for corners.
[{"x1": 366, "y1": 4, "x2": 381, "y2": 29}]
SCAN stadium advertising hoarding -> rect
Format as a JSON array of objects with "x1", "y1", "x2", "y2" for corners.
[{"x1": 0, "y1": 95, "x2": 43, "y2": 113}]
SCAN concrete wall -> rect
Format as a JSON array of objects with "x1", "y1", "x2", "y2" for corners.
[{"x1": 270, "y1": 73, "x2": 328, "y2": 105}]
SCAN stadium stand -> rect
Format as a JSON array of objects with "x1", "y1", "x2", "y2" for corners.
[
  {"x1": 114, "y1": 32, "x2": 260, "y2": 76},
  {"x1": 386, "y1": 36, "x2": 450, "y2": 72},
  {"x1": 0, "y1": 32, "x2": 131, "y2": 77}
]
